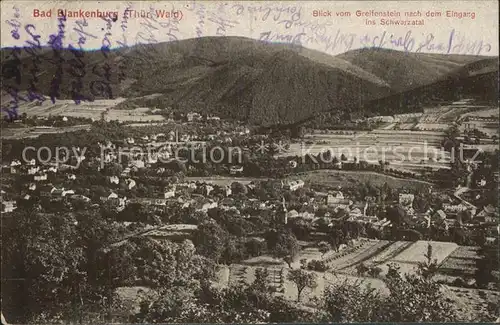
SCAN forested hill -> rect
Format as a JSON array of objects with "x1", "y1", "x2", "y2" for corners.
[{"x1": 1, "y1": 37, "x2": 497, "y2": 125}]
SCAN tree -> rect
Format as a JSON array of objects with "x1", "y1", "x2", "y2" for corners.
[
  {"x1": 386, "y1": 205, "x2": 407, "y2": 229},
  {"x1": 245, "y1": 238, "x2": 266, "y2": 257},
  {"x1": 417, "y1": 244, "x2": 439, "y2": 280},
  {"x1": 413, "y1": 195, "x2": 430, "y2": 213},
  {"x1": 319, "y1": 279, "x2": 382, "y2": 322},
  {"x1": 356, "y1": 263, "x2": 369, "y2": 276},
  {"x1": 192, "y1": 222, "x2": 228, "y2": 263},
  {"x1": 1, "y1": 210, "x2": 93, "y2": 323},
  {"x1": 231, "y1": 181, "x2": 248, "y2": 196},
  {"x1": 269, "y1": 230, "x2": 299, "y2": 268},
  {"x1": 317, "y1": 241, "x2": 330, "y2": 257},
  {"x1": 368, "y1": 266, "x2": 383, "y2": 278},
  {"x1": 381, "y1": 246, "x2": 457, "y2": 322},
  {"x1": 287, "y1": 269, "x2": 317, "y2": 302},
  {"x1": 328, "y1": 228, "x2": 346, "y2": 252},
  {"x1": 253, "y1": 268, "x2": 271, "y2": 292},
  {"x1": 105, "y1": 162, "x2": 123, "y2": 176}
]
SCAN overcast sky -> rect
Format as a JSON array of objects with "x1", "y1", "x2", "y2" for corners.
[{"x1": 1, "y1": 0, "x2": 498, "y2": 56}]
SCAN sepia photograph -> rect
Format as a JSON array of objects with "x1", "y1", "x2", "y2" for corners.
[{"x1": 1, "y1": 0, "x2": 499, "y2": 323}]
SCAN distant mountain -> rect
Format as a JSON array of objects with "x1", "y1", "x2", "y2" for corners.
[
  {"x1": 1, "y1": 37, "x2": 498, "y2": 125},
  {"x1": 363, "y1": 56, "x2": 499, "y2": 115},
  {"x1": 337, "y1": 48, "x2": 494, "y2": 92}
]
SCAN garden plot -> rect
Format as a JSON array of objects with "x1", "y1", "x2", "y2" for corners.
[
  {"x1": 371, "y1": 241, "x2": 458, "y2": 276},
  {"x1": 390, "y1": 241, "x2": 458, "y2": 264},
  {"x1": 326, "y1": 240, "x2": 389, "y2": 270},
  {"x1": 220, "y1": 261, "x2": 389, "y2": 304},
  {"x1": 226, "y1": 264, "x2": 287, "y2": 295},
  {"x1": 336, "y1": 240, "x2": 394, "y2": 270},
  {"x1": 337, "y1": 240, "x2": 458, "y2": 277},
  {"x1": 370, "y1": 241, "x2": 414, "y2": 265},
  {"x1": 341, "y1": 241, "x2": 413, "y2": 275},
  {"x1": 436, "y1": 246, "x2": 481, "y2": 282}
]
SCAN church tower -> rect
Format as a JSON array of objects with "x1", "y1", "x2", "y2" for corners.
[{"x1": 277, "y1": 196, "x2": 288, "y2": 225}]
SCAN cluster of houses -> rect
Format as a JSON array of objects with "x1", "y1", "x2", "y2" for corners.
[
  {"x1": 395, "y1": 192, "x2": 497, "y2": 231},
  {"x1": 2, "y1": 151, "x2": 497, "y2": 237},
  {"x1": 2, "y1": 125, "x2": 497, "y2": 241}
]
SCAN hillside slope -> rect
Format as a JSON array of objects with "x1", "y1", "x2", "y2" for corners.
[
  {"x1": 1, "y1": 37, "x2": 497, "y2": 125},
  {"x1": 337, "y1": 48, "x2": 493, "y2": 92}
]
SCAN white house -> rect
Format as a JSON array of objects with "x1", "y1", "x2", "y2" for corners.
[
  {"x1": 284, "y1": 180, "x2": 305, "y2": 191},
  {"x1": 108, "y1": 176, "x2": 120, "y2": 185},
  {"x1": 229, "y1": 165, "x2": 244, "y2": 175},
  {"x1": 28, "y1": 166, "x2": 40, "y2": 175},
  {"x1": 2, "y1": 200, "x2": 17, "y2": 213},
  {"x1": 34, "y1": 173, "x2": 48, "y2": 181},
  {"x1": 326, "y1": 196, "x2": 352, "y2": 209},
  {"x1": 62, "y1": 189, "x2": 75, "y2": 197},
  {"x1": 187, "y1": 112, "x2": 202, "y2": 122},
  {"x1": 164, "y1": 185, "x2": 176, "y2": 199},
  {"x1": 399, "y1": 193, "x2": 415, "y2": 207}
]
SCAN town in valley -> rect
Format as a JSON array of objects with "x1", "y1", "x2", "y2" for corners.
[{"x1": 0, "y1": 23, "x2": 499, "y2": 325}]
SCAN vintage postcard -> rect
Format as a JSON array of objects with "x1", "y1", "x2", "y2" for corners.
[{"x1": 1, "y1": 0, "x2": 498, "y2": 323}]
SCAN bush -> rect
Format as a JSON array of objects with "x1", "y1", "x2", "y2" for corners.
[
  {"x1": 307, "y1": 259, "x2": 328, "y2": 272},
  {"x1": 452, "y1": 277, "x2": 466, "y2": 287}
]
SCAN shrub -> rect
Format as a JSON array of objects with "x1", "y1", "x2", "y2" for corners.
[
  {"x1": 452, "y1": 277, "x2": 466, "y2": 287},
  {"x1": 307, "y1": 259, "x2": 329, "y2": 272}
]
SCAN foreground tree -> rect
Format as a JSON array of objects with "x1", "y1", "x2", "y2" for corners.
[
  {"x1": 319, "y1": 279, "x2": 383, "y2": 322},
  {"x1": 287, "y1": 269, "x2": 317, "y2": 302},
  {"x1": 268, "y1": 230, "x2": 299, "y2": 268}
]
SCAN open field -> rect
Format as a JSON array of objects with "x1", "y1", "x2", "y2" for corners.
[
  {"x1": 413, "y1": 123, "x2": 450, "y2": 131},
  {"x1": 283, "y1": 129, "x2": 450, "y2": 172},
  {"x1": 459, "y1": 107, "x2": 499, "y2": 119},
  {"x1": 185, "y1": 176, "x2": 266, "y2": 186},
  {"x1": 287, "y1": 170, "x2": 433, "y2": 191},
  {"x1": 2, "y1": 124, "x2": 92, "y2": 139},
  {"x1": 9, "y1": 98, "x2": 166, "y2": 122},
  {"x1": 364, "y1": 241, "x2": 458, "y2": 276}
]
